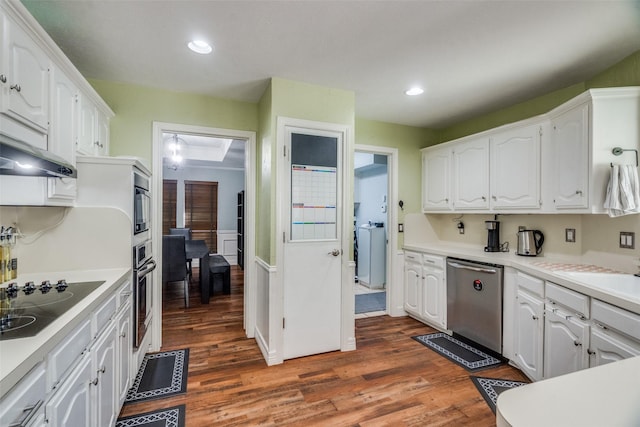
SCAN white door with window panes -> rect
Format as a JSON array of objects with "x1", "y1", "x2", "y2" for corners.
[{"x1": 282, "y1": 125, "x2": 344, "y2": 360}]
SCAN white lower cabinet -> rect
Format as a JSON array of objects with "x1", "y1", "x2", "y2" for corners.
[
  {"x1": 588, "y1": 326, "x2": 640, "y2": 366},
  {"x1": 403, "y1": 251, "x2": 446, "y2": 331},
  {"x1": 514, "y1": 288, "x2": 544, "y2": 381},
  {"x1": 0, "y1": 363, "x2": 46, "y2": 427},
  {"x1": 116, "y1": 300, "x2": 133, "y2": 407},
  {"x1": 92, "y1": 322, "x2": 118, "y2": 427},
  {"x1": 543, "y1": 306, "x2": 589, "y2": 378},
  {"x1": 46, "y1": 356, "x2": 92, "y2": 427}
]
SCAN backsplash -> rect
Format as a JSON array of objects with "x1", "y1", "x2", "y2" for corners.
[{"x1": 404, "y1": 212, "x2": 640, "y2": 274}]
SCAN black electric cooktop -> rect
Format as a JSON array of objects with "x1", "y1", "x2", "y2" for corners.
[{"x1": 0, "y1": 281, "x2": 105, "y2": 340}]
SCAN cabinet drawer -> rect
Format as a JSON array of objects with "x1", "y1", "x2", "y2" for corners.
[
  {"x1": 93, "y1": 293, "x2": 117, "y2": 338},
  {"x1": 404, "y1": 251, "x2": 422, "y2": 263},
  {"x1": 48, "y1": 318, "x2": 91, "y2": 390},
  {"x1": 516, "y1": 271, "x2": 544, "y2": 298},
  {"x1": 422, "y1": 254, "x2": 445, "y2": 270},
  {"x1": 591, "y1": 299, "x2": 640, "y2": 341},
  {"x1": 0, "y1": 363, "x2": 46, "y2": 427},
  {"x1": 545, "y1": 281, "x2": 589, "y2": 318},
  {"x1": 117, "y1": 280, "x2": 133, "y2": 309}
]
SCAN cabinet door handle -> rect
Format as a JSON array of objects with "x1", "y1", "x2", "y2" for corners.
[
  {"x1": 492, "y1": 195, "x2": 497, "y2": 201},
  {"x1": 7, "y1": 400, "x2": 42, "y2": 427},
  {"x1": 10, "y1": 84, "x2": 21, "y2": 92},
  {"x1": 573, "y1": 340, "x2": 582, "y2": 347},
  {"x1": 99, "y1": 365, "x2": 106, "y2": 374},
  {"x1": 532, "y1": 315, "x2": 538, "y2": 320},
  {"x1": 0, "y1": 74, "x2": 6, "y2": 83},
  {"x1": 587, "y1": 349, "x2": 596, "y2": 355},
  {"x1": 120, "y1": 332, "x2": 127, "y2": 338},
  {"x1": 94, "y1": 141, "x2": 104, "y2": 148},
  {"x1": 575, "y1": 190, "x2": 583, "y2": 195},
  {"x1": 91, "y1": 377, "x2": 99, "y2": 386}
]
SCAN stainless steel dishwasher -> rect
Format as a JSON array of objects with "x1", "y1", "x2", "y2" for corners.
[{"x1": 446, "y1": 257, "x2": 504, "y2": 354}]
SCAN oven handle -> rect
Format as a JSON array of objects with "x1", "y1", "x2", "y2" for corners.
[
  {"x1": 447, "y1": 261, "x2": 498, "y2": 274},
  {"x1": 137, "y1": 259, "x2": 156, "y2": 278}
]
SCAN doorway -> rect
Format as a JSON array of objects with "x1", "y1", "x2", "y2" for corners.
[
  {"x1": 353, "y1": 144, "x2": 399, "y2": 320},
  {"x1": 354, "y1": 151, "x2": 388, "y2": 317},
  {"x1": 151, "y1": 122, "x2": 256, "y2": 352}
]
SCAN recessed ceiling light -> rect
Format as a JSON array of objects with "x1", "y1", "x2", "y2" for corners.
[
  {"x1": 405, "y1": 87, "x2": 424, "y2": 96},
  {"x1": 188, "y1": 40, "x2": 213, "y2": 54}
]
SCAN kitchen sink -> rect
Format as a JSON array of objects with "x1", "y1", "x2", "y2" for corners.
[{"x1": 554, "y1": 271, "x2": 640, "y2": 300}]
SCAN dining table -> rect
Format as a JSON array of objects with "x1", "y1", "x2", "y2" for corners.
[{"x1": 185, "y1": 239, "x2": 211, "y2": 304}]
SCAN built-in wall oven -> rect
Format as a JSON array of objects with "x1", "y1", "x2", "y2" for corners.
[
  {"x1": 133, "y1": 170, "x2": 151, "y2": 235},
  {"x1": 133, "y1": 240, "x2": 155, "y2": 348}
]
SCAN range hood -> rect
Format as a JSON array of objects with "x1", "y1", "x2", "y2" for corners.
[{"x1": 0, "y1": 133, "x2": 77, "y2": 178}]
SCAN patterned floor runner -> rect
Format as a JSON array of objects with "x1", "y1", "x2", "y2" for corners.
[
  {"x1": 470, "y1": 376, "x2": 528, "y2": 413},
  {"x1": 125, "y1": 348, "x2": 189, "y2": 404},
  {"x1": 116, "y1": 404, "x2": 186, "y2": 427},
  {"x1": 412, "y1": 333, "x2": 503, "y2": 372}
]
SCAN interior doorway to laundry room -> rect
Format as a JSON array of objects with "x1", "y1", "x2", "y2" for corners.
[{"x1": 353, "y1": 150, "x2": 389, "y2": 318}]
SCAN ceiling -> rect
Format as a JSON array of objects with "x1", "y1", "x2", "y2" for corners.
[{"x1": 22, "y1": 0, "x2": 640, "y2": 129}]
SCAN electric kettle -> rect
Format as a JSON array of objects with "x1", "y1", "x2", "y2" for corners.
[{"x1": 516, "y1": 229, "x2": 544, "y2": 256}]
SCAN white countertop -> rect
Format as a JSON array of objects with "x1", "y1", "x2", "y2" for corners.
[
  {"x1": 0, "y1": 268, "x2": 131, "y2": 398},
  {"x1": 403, "y1": 242, "x2": 640, "y2": 314},
  {"x1": 496, "y1": 355, "x2": 640, "y2": 427}
]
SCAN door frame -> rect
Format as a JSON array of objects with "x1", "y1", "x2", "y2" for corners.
[
  {"x1": 275, "y1": 117, "x2": 355, "y2": 363},
  {"x1": 354, "y1": 144, "x2": 400, "y2": 316},
  {"x1": 151, "y1": 122, "x2": 257, "y2": 351}
]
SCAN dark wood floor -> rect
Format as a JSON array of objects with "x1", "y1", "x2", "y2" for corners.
[{"x1": 119, "y1": 265, "x2": 528, "y2": 426}]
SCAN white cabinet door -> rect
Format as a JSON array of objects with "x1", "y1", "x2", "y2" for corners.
[
  {"x1": 92, "y1": 323, "x2": 117, "y2": 427},
  {"x1": 77, "y1": 93, "x2": 110, "y2": 156},
  {"x1": 551, "y1": 103, "x2": 589, "y2": 209},
  {"x1": 77, "y1": 92, "x2": 97, "y2": 155},
  {"x1": 404, "y1": 260, "x2": 421, "y2": 316},
  {"x1": 47, "y1": 64, "x2": 77, "y2": 203},
  {"x1": 589, "y1": 326, "x2": 640, "y2": 367},
  {"x1": 116, "y1": 301, "x2": 132, "y2": 407},
  {"x1": 2, "y1": 13, "x2": 49, "y2": 132},
  {"x1": 514, "y1": 289, "x2": 544, "y2": 381},
  {"x1": 421, "y1": 267, "x2": 446, "y2": 329},
  {"x1": 46, "y1": 356, "x2": 91, "y2": 427},
  {"x1": 490, "y1": 124, "x2": 541, "y2": 209},
  {"x1": 543, "y1": 307, "x2": 589, "y2": 379},
  {"x1": 422, "y1": 147, "x2": 451, "y2": 211},
  {"x1": 452, "y1": 138, "x2": 489, "y2": 209}
]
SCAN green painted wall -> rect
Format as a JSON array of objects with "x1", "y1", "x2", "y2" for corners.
[
  {"x1": 354, "y1": 118, "x2": 436, "y2": 247},
  {"x1": 436, "y1": 50, "x2": 640, "y2": 142},
  {"x1": 89, "y1": 80, "x2": 258, "y2": 163}
]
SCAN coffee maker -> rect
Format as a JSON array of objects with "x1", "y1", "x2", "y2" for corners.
[{"x1": 484, "y1": 219, "x2": 501, "y2": 252}]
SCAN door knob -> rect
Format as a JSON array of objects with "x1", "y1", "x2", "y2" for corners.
[{"x1": 328, "y1": 249, "x2": 341, "y2": 256}]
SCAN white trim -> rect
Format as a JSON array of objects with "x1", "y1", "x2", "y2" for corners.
[
  {"x1": 354, "y1": 144, "x2": 400, "y2": 317},
  {"x1": 275, "y1": 117, "x2": 354, "y2": 362},
  {"x1": 151, "y1": 122, "x2": 257, "y2": 351}
]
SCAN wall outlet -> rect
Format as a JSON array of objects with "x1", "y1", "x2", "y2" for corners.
[
  {"x1": 565, "y1": 228, "x2": 576, "y2": 243},
  {"x1": 620, "y1": 232, "x2": 635, "y2": 249},
  {"x1": 398, "y1": 223, "x2": 404, "y2": 233}
]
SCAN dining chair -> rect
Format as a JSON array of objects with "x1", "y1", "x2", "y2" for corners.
[
  {"x1": 169, "y1": 228, "x2": 193, "y2": 281},
  {"x1": 162, "y1": 235, "x2": 189, "y2": 308}
]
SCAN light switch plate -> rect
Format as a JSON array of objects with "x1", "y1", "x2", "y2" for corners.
[
  {"x1": 620, "y1": 231, "x2": 635, "y2": 249},
  {"x1": 565, "y1": 228, "x2": 576, "y2": 243}
]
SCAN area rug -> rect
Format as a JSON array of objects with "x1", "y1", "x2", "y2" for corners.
[
  {"x1": 125, "y1": 349, "x2": 189, "y2": 404},
  {"x1": 470, "y1": 376, "x2": 528, "y2": 414},
  {"x1": 116, "y1": 405, "x2": 186, "y2": 427},
  {"x1": 355, "y1": 292, "x2": 386, "y2": 314},
  {"x1": 412, "y1": 333, "x2": 503, "y2": 372}
]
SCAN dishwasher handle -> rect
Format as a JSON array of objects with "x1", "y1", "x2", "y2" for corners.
[{"x1": 447, "y1": 261, "x2": 498, "y2": 274}]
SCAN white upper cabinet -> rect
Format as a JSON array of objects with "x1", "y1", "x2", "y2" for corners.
[
  {"x1": 422, "y1": 146, "x2": 451, "y2": 211},
  {"x1": 549, "y1": 103, "x2": 590, "y2": 209},
  {"x1": 77, "y1": 92, "x2": 110, "y2": 156},
  {"x1": 490, "y1": 123, "x2": 541, "y2": 210},
  {"x1": 0, "y1": 11, "x2": 50, "y2": 134},
  {"x1": 47, "y1": 64, "x2": 78, "y2": 202},
  {"x1": 545, "y1": 87, "x2": 640, "y2": 213},
  {"x1": 452, "y1": 137, "x2": 489, "y2": 210}
]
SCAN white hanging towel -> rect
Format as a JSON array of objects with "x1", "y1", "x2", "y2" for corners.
[{"x1": 604, "y1": 164, "x2": 640, "y2": 217}]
